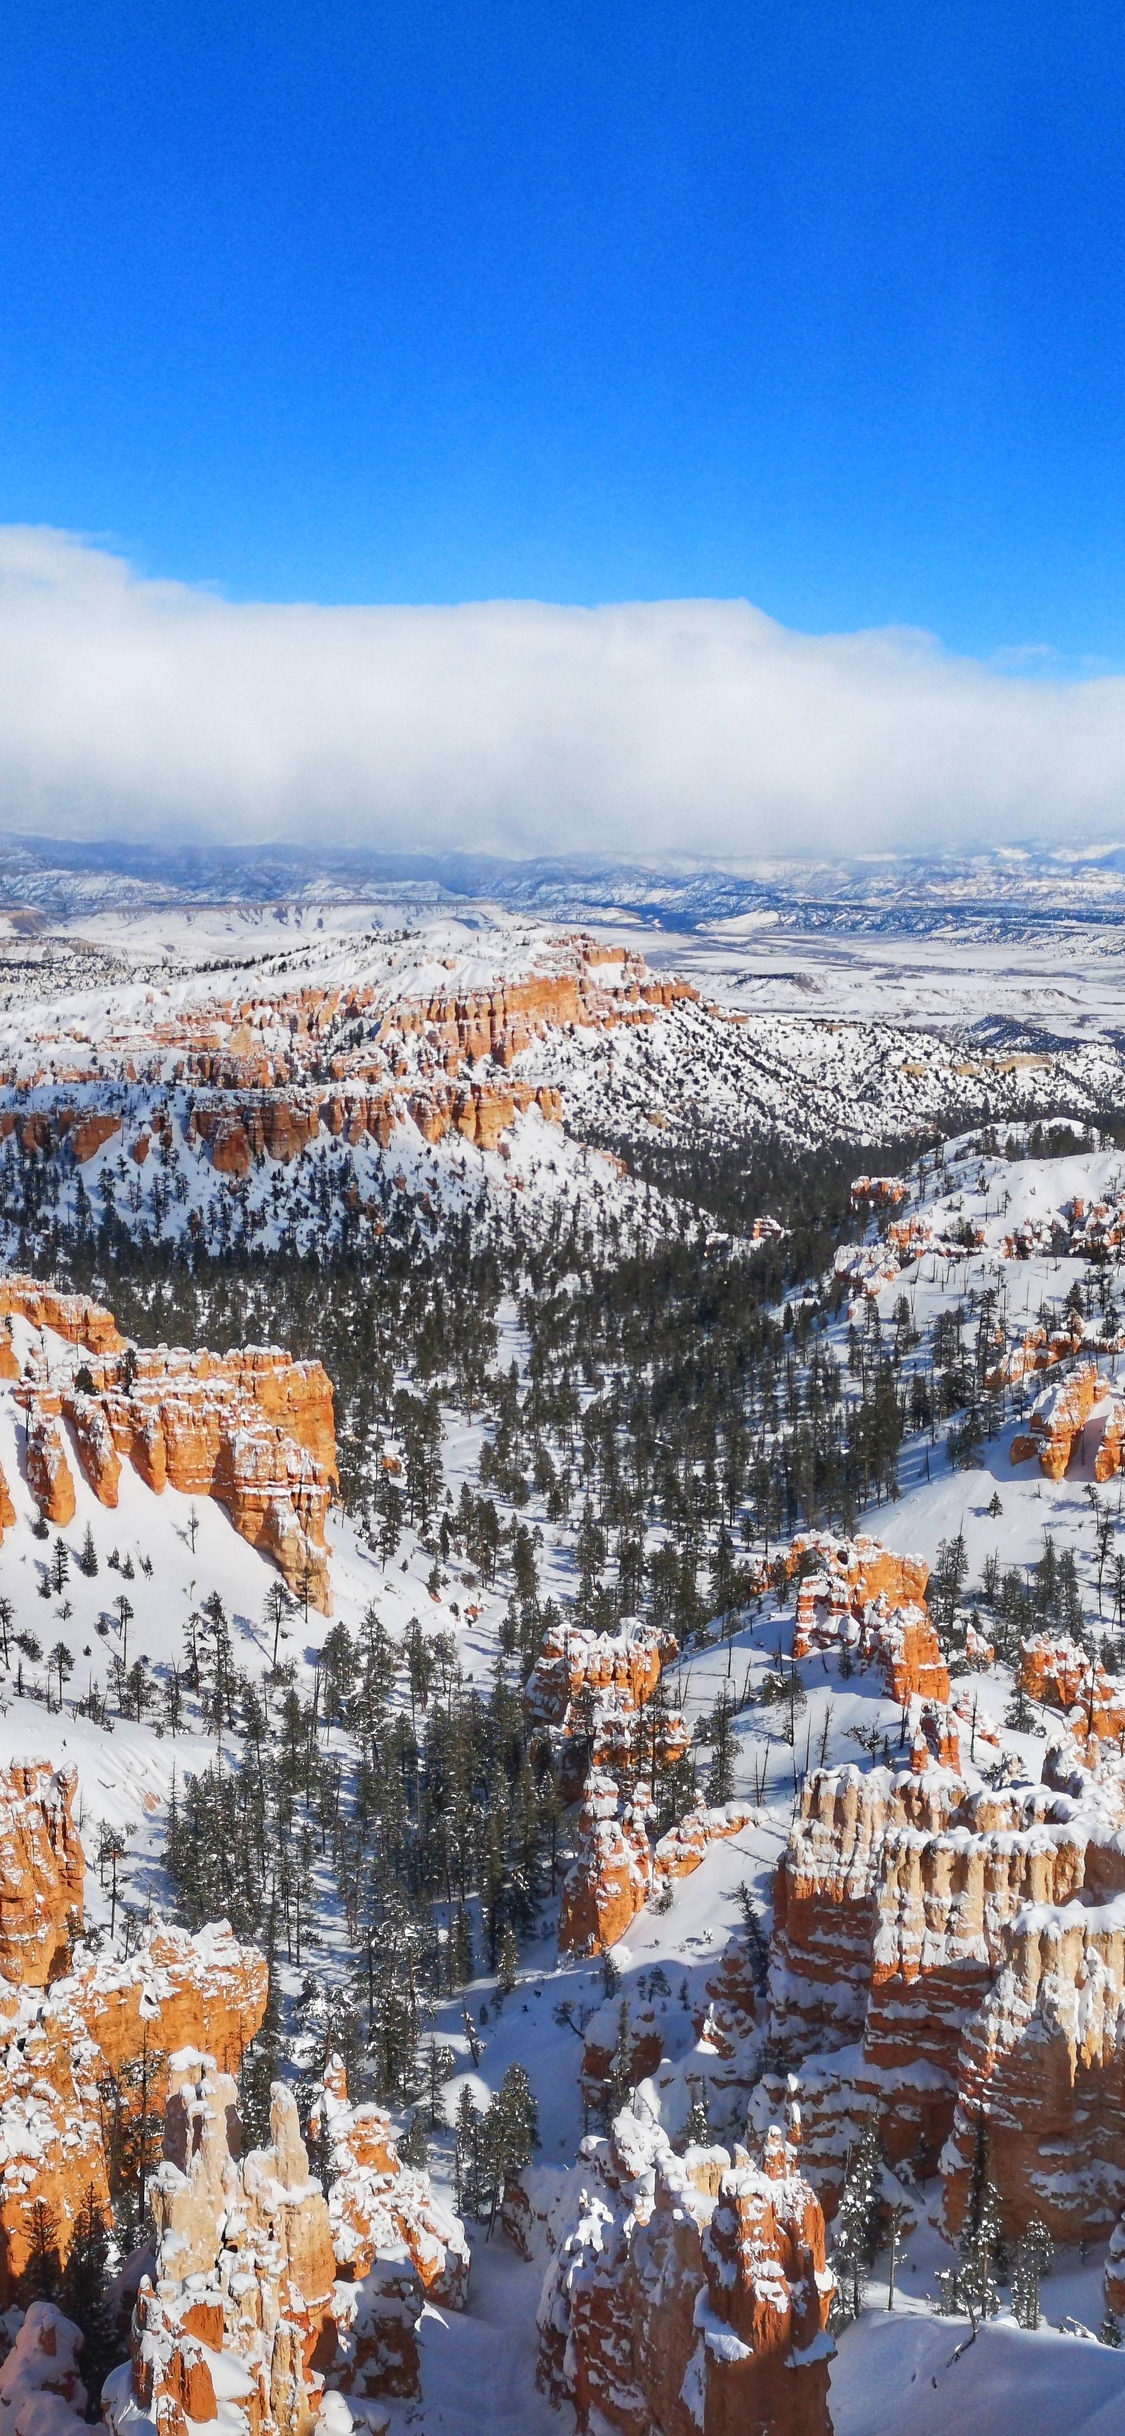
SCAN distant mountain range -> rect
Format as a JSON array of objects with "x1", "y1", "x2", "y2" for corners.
[{"x1": 4, "y1": 830, "x2": 1125, "y2": 936}]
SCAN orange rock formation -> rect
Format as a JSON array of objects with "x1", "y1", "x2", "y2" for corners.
[
  {"x1": 0, "y1": 1761, "x2": 84, "y2": 1991},
  {"x1": 537, "y1": 2109, "x2": 834, "y2": 2436},
  {"x1": 765, "y1": 1745, "x2": 1125, "y2": 2239},
  {"x1": 6, "y1": 1292, "x2": 338, "y2": 1608},
  {"x1": 1017, "y1": 1634, "x2": 1125, "y2": 1744},
  {"x1": 785, "y1": 1533, "x2": 948, "y2": 1705},
  {"x1": 558, "y1": 1773, "x2": 755, "y2": 1957},
  {"x1": 525, "y1": 1618, "x2": 687, "y2": 1797},
  {"x1": 1012, "y1": 1364, "x2": 1100, "y2": 1471},
  {"x1": 2, "y1": 937, "x2": 702, "y2": 1187},
  {"x1": 103, "y1": 2052, "x2": 468, "y2": 2431},
  {"x1": 0, "y1": 1764, "x2": 267, "y2": 2304}
]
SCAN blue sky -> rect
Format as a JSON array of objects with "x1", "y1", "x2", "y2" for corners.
[{"x1": 3, "y1": 2, "x2": 1124, "y2": 660}]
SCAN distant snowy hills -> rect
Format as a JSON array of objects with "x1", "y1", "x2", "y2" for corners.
[{"x1": 6, "y1": 830, "x2": 1125, "y2": 939}]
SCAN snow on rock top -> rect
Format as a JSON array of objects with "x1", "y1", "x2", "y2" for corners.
[{"x1": 759, "y1": 1733, "x2": 1125, "y2": 2244}]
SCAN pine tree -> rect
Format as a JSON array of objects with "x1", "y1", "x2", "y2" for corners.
[
  {"x1": 953, "y1": 2117, "x2": 1003, "y2": 2325},
  {"x1": 496, "y1": 1921, "x2": 519, "y2": 2001},
  {"x1": 684, "y1": 2084, "x2": 711, "y2": 2147},
  {"x1": 489, "y1": 2061, "x2": 539, "y2": 2181},
  {"x1": 447, "y1": 1904, "x2": 474, "y2": 1990},
  {"x1": 735, "y1": 1883, "x2": 771, "y2": 1994},
  {"x1": 476, "y1": 2062, "x2": 539, "y2": 2233},
  {"x1": 455, "y1": 2084, "x2": 483, "y2": 2215},
  {"x1": 60, "y1": 2184, "x2": 120, "y2": 2398},
  {"x1": 399, "y1": 2110, "x2": 430, "y2": 2169},
  {"x1": 831, "y1": 2117, "x2": 883, "y2": 2325},
  {"x1": 1011, "y1": 2216, "x2": 1053, "y2": 2330},
  {"x1": 239, "y1": 1951, "x2": 284, "y2": 2149},
  {"x1": 22, "y1": 2195, "x2": 61, "y2": 2301},
  {"x1": 425, "y1": 2040, "x2": 456, "y2": 2128},
  {"x1": 706, "y1": 1692, "x2": 737, "y2": 1805},
  {"x1": 603, "y1": 1997, "x2": 635, "y2": 2124}
]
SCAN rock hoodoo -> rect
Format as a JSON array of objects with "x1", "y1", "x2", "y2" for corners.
[
  {"x1": 557, "y1": 1771, "x2": 754, "y2": 1958},
  {"x1": 0, "y1": 1761, "x2": 84, "y2": 1993},
  {"x1": 537, "y1": 2105, "x2": 834, "y2": 2436},
  {"x1": 103, "y1": 2052, "x2": 468, "y2": 2433},
  {"x1": 0, "y1": 1765, "x2": 266, "y2": 2304},
  {"x1": 763, "y1": 1740, "x2": 1125, "y2": 2241},
  {"x1": 525, "y1": 1616, "x2": 687, "y2": 1797},
  {"x1": 0, "y1": 935, "x2": 702, "y2": 1184},
  {"x1": 785, "y1": 1534, "x2": 948, "y2": 1705}
]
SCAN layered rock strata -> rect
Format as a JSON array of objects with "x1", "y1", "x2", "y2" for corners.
[
  {"x1": 0, "y1": 1764, "x2": 267, "y2": 2304},
  {"x1": 558, "y1": 1773, "x2": 754, "y2": 1956},
  {"x1": 1, "y1": 936, "x2": 701, "y2": 1178},
  {"x1": 0, "y1": 1762, "x2": 84, "y2": 1992},
  {"x1": 310, "y1": 2055, "x2": 470, "y2": 2365},
  {"x1": 8, "y1": 1293, "x2": 337, "y2": 1609},
  {"x1": 525, "y1": 1618, "x2": 687, "y2": 1798},
  {"x1": 1018, "y1": 1635, "x2": 1125, "y2": 1745},
  {"x1": 785, "y1": 1534, "x2": 949, "y2": 1705},
  {"x1": 1011, "y1": 1363, "x2": 1100, "y2": 1476},
  {"x1": 765, "y1": 1744, "x2": 1125, "y2": 2238}
]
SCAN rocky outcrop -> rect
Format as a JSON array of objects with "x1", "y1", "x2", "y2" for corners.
[
  {"x1": 786, "y1": 1534, "x2": 948, "y2": 1705},
  {"x1": 310, "y1": 2056, "x2": 469, "y2": 2310},
  {"x1": 12, "y1": 1315, "x2": 338, "y2": 1609},
  {"x1": 0, "y1": 1764, "x2": 83, "y2": 1993},
  {"x1": 23, "y1": 1407, "x2": 75, "y2": 1526},
  {"x1": 526, "y1": 1618, "x2": 686, "y2": 1797},
  {"x1": 941, "y1": 1892, "x2": 1125, "y2": 2243},
  {"x1": 0, "y1": 1765, "x2": 267, "y2": 2305},
  {"x1": 0, "y1": 1278, "x2": 124, "y2": 1353},
  {"x1": 764, "y1": 1745, "x2": 1125, "y2": 2237},
  {"x1": 102, "y1": 2051, "x2": 469, "y2": 2433},
  {"x1": 0, "y1": 1915, "x2": 268, "y2": 2305},
  {"x1": 526, "y1": 1618, "x2": 680, "y2": 1734},
  {"x1": 1018, "y1": 1635, "x2": 1125, "y2": 1743},
  {"x1": 559, "y1": 1775, "x2": 655, "y2": 1956},
  {"x1": 581, "y1": 1933, "x2": 764, "y2": 2144},
  {"x1": 558, "y1": 1774, "x2": 755, "y2": 1957},
  {"x1": 0, "y1": 2013, "x2": 110, "y2": 2302},
  {"x1": 0, "y1": 2302, "x2": 89, "y2": 2436},
  {"x1": 0, "y1": 935, "x2": 703, "y2": 1205},
  {"x1": 1012, "y1": 1362, "x2": 1102, "y2": 1476},
  {"x1": 850, "y1": 1177, "x2": 909, "y2": 1211},
  {"x1": 58, "y1": 1918, "x2": 267, "y2": 2090},
  {"x1": 537, "y1": 2107, "x2": 834, "y2": 2436}
]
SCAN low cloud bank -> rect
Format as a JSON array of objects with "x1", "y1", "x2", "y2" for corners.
[{"x1": 0, "y1": 525, "x2": 1121, "y2": 857}]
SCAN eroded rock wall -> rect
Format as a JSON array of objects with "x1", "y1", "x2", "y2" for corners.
[
  {"x1": 537, "y1": 2110, "x2": 834, "y2": 2436},
  {"x1": 12, "y1": 1316, "x2": 338, "y2": 1611}
]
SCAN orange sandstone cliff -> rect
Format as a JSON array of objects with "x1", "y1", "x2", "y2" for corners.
[{"x1": 0, "y1": 1277, "x2": 338, "y2": 1609}]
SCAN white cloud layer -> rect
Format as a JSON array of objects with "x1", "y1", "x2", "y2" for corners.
[{"x1": 1, "y1": 524, "x2": 1124, "y2": 859}]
